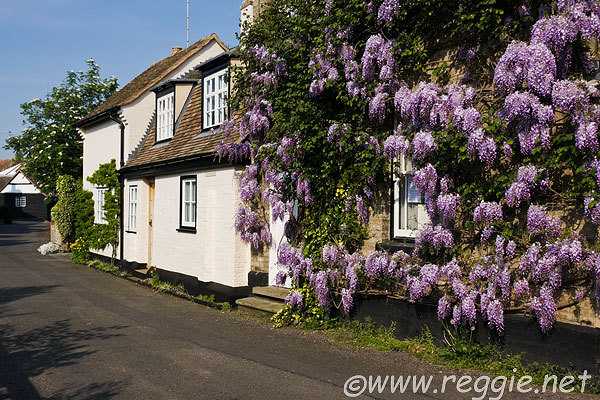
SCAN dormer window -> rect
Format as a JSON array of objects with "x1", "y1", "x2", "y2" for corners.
[
  {"x1": 157, "y1": 91, "x2": 174, "y2": 141},
  {"x1": 203, "y1": 68, "x2": 228, "y2": 129}
]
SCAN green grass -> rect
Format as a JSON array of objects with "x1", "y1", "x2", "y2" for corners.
[
  {"x1": 87, "y1": 260, "x2": 131, "y2": 277},
  {"x1": 327, "y1": 318, "x2": 599, "y2": 394},
  {"x1": 149, "y1": 272, "x2": 187, "y2": 295},
  {"x1": 193, "y1": 294, "x2": 233, "y2": 312}
]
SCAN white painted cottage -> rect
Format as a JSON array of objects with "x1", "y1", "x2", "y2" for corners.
[{"x1": 77, "y1": 35, "x2": 258, "y2": 300}]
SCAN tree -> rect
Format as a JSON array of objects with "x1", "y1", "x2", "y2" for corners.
[
  {"x1": 87, "y1": 159, "x2": 120, "y2": 265},
  {"x1": 4, "y1": 59, "x2": 118, "y2": 198}
]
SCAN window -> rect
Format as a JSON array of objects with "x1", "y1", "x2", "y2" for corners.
[
  {"x1": 128, "y1": 186, "x2": 138, "y2": 232},
  {"x1": 95, "y1": 188, "x2": 107, "y2": 224},
  {"x1": 180, "y1": 177, "x2": 197, "y2": 228},
  {"x1": 203, "y1": 68, "x2": 228, "y2": 129},
  {"x1": 15, "y1": 196, "x2": 26, "y2": 208},
  {"x1": 157, "y1": 91, "x2": 174, "y2": 141},
  {"x1": 392, "y1": 155, "x2": 430, "y2": 238}
]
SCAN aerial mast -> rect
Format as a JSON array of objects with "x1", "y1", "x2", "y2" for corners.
[{"x1": 186, "y1": 0, "x2": 190, "y2": 48}]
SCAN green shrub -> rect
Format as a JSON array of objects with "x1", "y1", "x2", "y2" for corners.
[
  {"x1": 74, "y1": 181, "x2": 94, "y2": 240},
  {"x1": 70, "y1": 237, "x2": 89, "y2": 264},
  {"x1": 51, "y1": 175, "x2": 77, "y2": 242}
]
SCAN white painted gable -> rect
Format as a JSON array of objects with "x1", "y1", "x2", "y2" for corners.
[{"x1": 0, "y1": 172, "x2": 41, "y2": 194}]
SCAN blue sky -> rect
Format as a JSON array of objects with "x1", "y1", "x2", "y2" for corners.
[{"x1": 0, "y1": 0, "x2": 242, "y2": 159}]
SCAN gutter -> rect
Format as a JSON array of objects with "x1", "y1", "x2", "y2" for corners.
[
  {"x1": 107, "y1": 112, "x2": 126, "y2": 266},
  {"x1": 75, "y1": 106, "x2": 120, "y2": 128},
  {"x1": 120, "y1": 152, "x2": 250, "y2": 180}
]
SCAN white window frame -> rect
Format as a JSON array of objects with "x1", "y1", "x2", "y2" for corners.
[
  {"x1": 203, "y1": 68, "x2": 229, "y2": 129},
  {"x1": 392, "y1": 154, "x2": 429, "y2": 238},
  {"x1": 95, "y1": 187, "x2": 108, "y2": 224},
  {"x1": 157, "y1": 91, "x2": 175, "y2": 141},
  {"x1": 15, "y1": 196, "x2": 26, "y2": 208},
  {"x1": 128, "y1": 185, "x2": 138, "y2": 232},
  {"x1": 180, "y1": 177, "x2": 197, "y2": 228}
]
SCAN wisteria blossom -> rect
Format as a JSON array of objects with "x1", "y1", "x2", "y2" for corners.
[{"x1": 222, "y1": 0, "x2": 600, "y2": 337}]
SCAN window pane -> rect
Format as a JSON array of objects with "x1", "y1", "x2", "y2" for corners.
[
  {"x1": 398, "y1": 179, "x2": 406, "y2": 230},
  {"x1": 157, "y1": 93, "x2": 174, "y2": 140},
  {"x1": 407, "y1": 204, "x2": 419, "y2": 230}
]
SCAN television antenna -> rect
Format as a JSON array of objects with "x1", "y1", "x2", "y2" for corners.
[{"x1": 186, "y1": 0, "x2": 190, "y2": 48}]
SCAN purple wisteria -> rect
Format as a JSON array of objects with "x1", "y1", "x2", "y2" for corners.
[
  {"x1": 220, "y1": 0, "x2": 600, "y2": 337},
  {"x1": 505, "y1": 166, "x2": 547, "y2": 207}
]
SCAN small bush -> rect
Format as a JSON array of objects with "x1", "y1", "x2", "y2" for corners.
[{"x1": 70, "y1": 237, "x2": 89, "y2": 264}]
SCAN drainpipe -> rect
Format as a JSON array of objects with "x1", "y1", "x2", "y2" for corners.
[{"x1": 108, "y1": 113, "x2": 126, "y2": 266}]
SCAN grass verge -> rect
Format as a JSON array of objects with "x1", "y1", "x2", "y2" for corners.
[{"x1": 327, "y1": 317, "x2": 599, "y2": 394}]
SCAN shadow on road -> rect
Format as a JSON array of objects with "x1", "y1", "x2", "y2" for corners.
[
  {"x1": 0, "y1": 222, "x2": 50, "y2": 248},
  {"x1": 0, "y1": 284, "x2": 129, "y2": 398},
  {"x1": 45, "y1": 381, "x2": 126, "y2": 400},
  {"x1": 0, "y1": 286, "x2": 60, "y2": 306}
]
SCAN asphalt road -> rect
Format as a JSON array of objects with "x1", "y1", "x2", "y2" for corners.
[{"x1": 0, "y1": 222, "x2": 590, "y2": 399}]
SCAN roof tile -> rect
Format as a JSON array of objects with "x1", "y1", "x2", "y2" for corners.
[
  {"x1": 124, "y1": 80, "x2": 238, "y2": 169},
  {"x1": 80, "y1": 34, "x2": 228, "y2": 124}
]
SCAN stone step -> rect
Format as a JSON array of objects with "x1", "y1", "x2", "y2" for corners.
[
  {"x1": 133, "y1": 268, "x2": 150, "y2": 280},
  {"x1": 236, "y1": 296, "x2": 285, "y2": 318},
  {"x1": 252, "y1": 285, "x2": 289, "y2": 301}
]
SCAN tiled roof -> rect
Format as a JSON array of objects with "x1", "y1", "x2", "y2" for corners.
[
  {"x1": 0, "y1": 176, "x2": 12, "y2": 192},
  {"x1": 79, "y1": 33, "x2": 228, "y2": 125},
  {"x1": 124, "y1": 80, "x2": 238, "y2": 170},
  {"x1": 0, "y1": 159, "x2": 14, "y2": 172}
]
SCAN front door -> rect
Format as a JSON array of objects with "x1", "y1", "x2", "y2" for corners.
[{"x1": 147, "y1": 180, "x2": 155, "y2": 267}]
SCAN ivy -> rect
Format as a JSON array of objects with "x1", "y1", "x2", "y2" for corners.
[{"x1": 51, "y1": 175, "x2": 78, "y2": 243}]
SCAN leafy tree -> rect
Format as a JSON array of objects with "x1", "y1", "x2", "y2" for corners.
[
  {"x1": 4, "y1": 59, "x2": 118, "y2": 198},
  {"x1": 51, "y1": 175, "x2": 77, "y2": 243},
  {"x1": 87, "y1": 159, "x2": 120, "y2": 265}
]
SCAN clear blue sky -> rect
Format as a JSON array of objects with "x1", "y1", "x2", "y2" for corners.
[{"x1": 0, "y1": 0, "x2": 242, "y2": 159}]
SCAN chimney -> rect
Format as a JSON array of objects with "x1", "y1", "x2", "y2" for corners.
[
  {"x1": 240, "y1": 0, "x2": 254, "y2": 34},
  {"x1": 172, "y1": 46, "x2": 183, "y2": 55}
]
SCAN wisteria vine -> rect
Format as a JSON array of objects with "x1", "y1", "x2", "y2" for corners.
[{"x1": 219, "y1": 0, "x2": 600, "y2": 335}]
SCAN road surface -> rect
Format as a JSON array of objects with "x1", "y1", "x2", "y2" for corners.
[{"x1": 0, "y1": 222, "x2": 586, "y2": 399}]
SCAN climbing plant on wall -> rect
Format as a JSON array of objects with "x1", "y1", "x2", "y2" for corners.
[
  {"x1": 220, "y1": 0, "x2": 600, "y2": 334},
  {"x1": 87, "y1": 159, "x2": 120, "y2": 265}
]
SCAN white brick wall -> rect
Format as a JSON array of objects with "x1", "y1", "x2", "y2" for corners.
[
  {"x1": 145, "y1": 166, "x2": 250, "y2": 287},
  {"x1": 123, "y1": 178, "x2": 149, "y2": 265}
]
